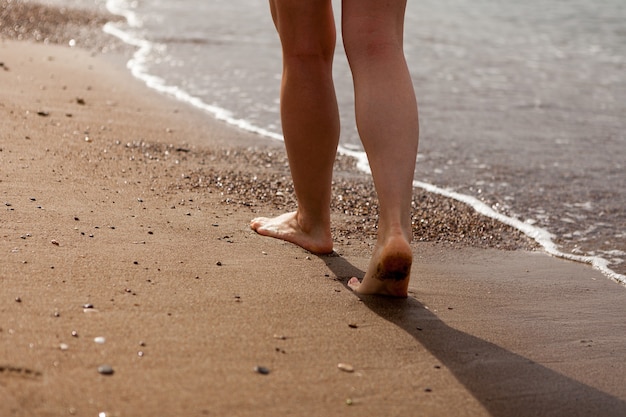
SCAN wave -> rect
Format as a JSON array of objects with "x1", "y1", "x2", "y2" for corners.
[{"x1": 103, "y1": 0, "x2": 625, "y2": 286}]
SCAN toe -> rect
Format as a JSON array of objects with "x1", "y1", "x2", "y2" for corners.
[{"x1": 347, "y1": 277, "x2": 361, "y2": 292}]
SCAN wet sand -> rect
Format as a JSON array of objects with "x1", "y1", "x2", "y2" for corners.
[{"x1": 1, "y1": 13, "x2": 626, "y2": 417}]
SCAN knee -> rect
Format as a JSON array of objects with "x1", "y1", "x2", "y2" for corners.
[
  {"x1": 281, "y1": 36, "x2": 336, "y2": 69},
  {"x1": 342, "y1": 21, "x2": 403, "y2": 65},
  {"x1": 273, "y1": 1, "x2": 336, "y2": 68}
]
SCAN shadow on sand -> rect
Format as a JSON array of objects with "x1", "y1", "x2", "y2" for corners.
[{"x1": 321, "y1": 253, "x2": 626, "y2": 417}]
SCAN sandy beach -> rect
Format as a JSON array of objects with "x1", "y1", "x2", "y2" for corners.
[{"x1": 1, "y1": 9, "x2": 626, "y2": 416}]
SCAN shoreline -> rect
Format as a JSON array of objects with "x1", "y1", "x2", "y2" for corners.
[
  {"x1": 5, "y1": 0, "x2": 625, "y2": 284},
  {"x1": 1, "y1": 4, "x2": 626, "y2": 416}
]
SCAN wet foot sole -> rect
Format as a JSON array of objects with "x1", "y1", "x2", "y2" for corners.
[{"x1": 348, "y1": 236, "x2": 412, "y2": 297}]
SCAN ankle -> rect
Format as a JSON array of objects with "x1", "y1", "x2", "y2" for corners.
[{"x1": 377, "y1": 222, "x2": 412, "y2": 245}]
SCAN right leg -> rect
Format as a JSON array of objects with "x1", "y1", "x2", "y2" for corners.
[
  {"x1": 342, "y1": 0, "x2": 419, "y2": 297},
  {"x1": 251, "y1": 0, "x2": 340, "y2": 254}
]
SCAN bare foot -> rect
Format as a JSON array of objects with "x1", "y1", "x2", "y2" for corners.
[
  {"x1": 250, "y1": 211, "x2": 334, "y2": 254},
  {"x1": 348, "y1": 234, "x2": 412, "y2": 297}
]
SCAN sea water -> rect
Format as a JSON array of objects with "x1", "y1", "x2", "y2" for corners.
[{"x1": 46, "y1": 0, "x2": 626, "y2": 282}]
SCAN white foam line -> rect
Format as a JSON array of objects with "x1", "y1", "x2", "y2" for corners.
[
  {"x1": 103, "y1": 2, "x2": 283, "y2": 142},
  {"x1": 102, "y1": 1, "x2": 625, "y2": 287},
  {"x1": 105, "y1": 0, "x2": 141, "y2": 29}
]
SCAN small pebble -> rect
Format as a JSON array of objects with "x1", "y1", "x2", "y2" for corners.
[
  {"x1": 348, "y1": 323, "x2": 358, "y2": 329},
  {"x1": 71, "y1": 330, "x2": 78, "y2": 338},
  {"x1": 15, "y1": 297, "x2": 21, "y2": 303},
  {"x1": 216, "y1": 261, "x2": 222, "y2": 266},
  {"x1": 254, "y1": 366, "x2": 270, "y2": 375},
  {"x1": 51, "y1": 240, "x2": 60, "y2": 246},
  {"x1": 337, "y1": 363, "x2": 354, "y2": 373},
  {"x1": 83, "y1": 303, "x2": 94, "y2": 309},
  {"x1": 94, "y1": 336, "x2": 106, "y2": 344},
  {"x1": 97, "y1": 365, "x2": 114, "y2": 375},
  {"x1": 59, "y1": 343, "x2": 69, "y2": 351}
]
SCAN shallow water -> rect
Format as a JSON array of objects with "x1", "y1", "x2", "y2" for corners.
[{"x1": 42, "y1": 0, "x2": 626, "y2": 281}]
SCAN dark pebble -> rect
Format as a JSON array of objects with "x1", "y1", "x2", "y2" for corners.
[
  {"x1": 216, "y1": 261, "x2": 222, "y2": 266},
  {"x1": 97, "y1": 364, "x2": 114, "y2": 375},
  {"x1": 15, "y1": 297, "x2": 21, "y2": 303},
  {"x1": 254, "y1": 366, "x2": 270, "y2": 375},
  {"x1": 83, "y1": 303, "x2": 94, "y2": 309}
]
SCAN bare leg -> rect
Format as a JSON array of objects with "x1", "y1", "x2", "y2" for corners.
[
  {"x1": 343, "y1": 0, "x2": 419, "y2": 297},
  {"x1": 251, "y1": 0, "x2": 339, "y2": 254}
]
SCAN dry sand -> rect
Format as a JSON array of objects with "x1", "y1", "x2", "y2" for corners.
[{"x1": 1, "y1": 32, "x2": 626, "y2": 417}]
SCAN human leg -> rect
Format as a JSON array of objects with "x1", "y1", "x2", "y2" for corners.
[
  {"x1": 251, "y1": 0, "x2": 340, "y2": 254},
  {"x1": 342, "y1": 0, "x2": 419, "y2": 296}
]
